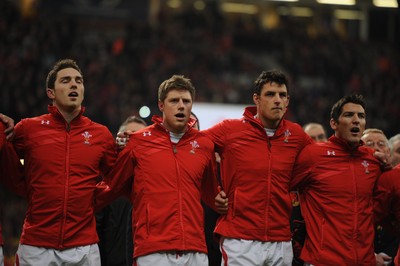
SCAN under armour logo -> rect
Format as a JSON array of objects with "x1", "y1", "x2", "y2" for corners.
[
  {"x1": 41, "y1": 120, "x2": 50, "y2": 125},
  {"x1": 82, "y1": 131, "x2": 92, "y2": 145},
  {"x1": 327, "y1": 150, "x2": 335, "y2": 156},
  {"x1": 143, "y1": 131, "x2": 151, "y2": 137},
  {"x1": 362, "y1": 160, "x2": 370, "y2": 174}
]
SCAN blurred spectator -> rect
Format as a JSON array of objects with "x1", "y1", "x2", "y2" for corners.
[
  {"x1": 96, "y1": 115, "x2": 147, "y2": 266},
  {"x1": 388, "y1": 134, "x2": 400, "y2": 167},
  {"x1": 362, "y1": 128, "x2": 397, "y2": 266},
  {"x1": 303, "y1": 122, "x2": 328, "y2": 143}
]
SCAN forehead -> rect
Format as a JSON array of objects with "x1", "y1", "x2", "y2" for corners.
[
  {"x1": 261, "y1": 82, "x2": 287, "y2": 93},
  {"x1": 392, "y1": 139, "x2": 400, "y2": 148},
  {"x1": 165, "y1": 89, "x2": 192, "y2": 99},
  {"x1": 125, "y1": 121, "x2": 146, "y2": 132},
  {"x1": 340, "y1": 103, "x2": 365, "y2": 114},
  {"x1": 306, "y1": 127, "x2": 325, "y2": 135},
  {"x1": 362, "y1": 132, "x2": 386, "y2": 141},
  {"x1": 56, "y1": 68, "x2": 82, "y2": 79}
]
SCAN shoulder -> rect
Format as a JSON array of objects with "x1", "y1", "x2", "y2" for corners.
[
  {"x1": 191, "y1": 130, "x2": 215, "y2": 146},
  {"x1": 16, "y1": 114, "x2": 51, "y2": 128},
  {"x1": 378, "y1": 167, "x2": 400, "y2": 192},
  {"x1": 80, "y1": 116, "x2": 108, "y2": 129},
  {"x1": 203, "y1": 118, "x2": 245, "y2": 135},
  {"x1": 282, "y1": 120, "x2": 306, "y2": 135},
  {"x1": 129, "y1": 124, "x2": 160, "y2": 142},
  {"x1": 381, "y1": 167, "x2": 400, "y2": 180},
  {"x1": 217, "y1": 118, "x2": 245, "y2": 128},
  {"x1": 358, "y1": 146, "x2": 381, "y2": 164},
  {"x1": 300, "y1": 142, "x2": 335, "y2": 159},
  {"x1": 77, "y1": 117, "x2": 114, "y2": 141},
  {"x1": 280, "y1": 120, "x2": 312, "y2": 145}
]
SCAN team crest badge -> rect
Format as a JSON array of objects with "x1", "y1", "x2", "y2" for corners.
[
  {"x1": 190, "y1": 140, "x2": 200, "y2": 154},
  {"x1": 82, "y1": 131, "x2": 92, "y2": 145},
  {"x1": 361, "y1": 160, "x2": 370, "y2": 174},
  {"x1": 284, "y1": 129, "x2": 291, "y2": 143}
]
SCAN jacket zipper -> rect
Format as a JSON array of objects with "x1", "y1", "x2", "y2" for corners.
[
  {"x1": 172, "y1": 142, "x2": 185, "y2": 249},
  {"x1": 265, "y1": 136, "x2": 272, "y2": 236},
  {"x1": 59, "y1": 123, "x2": 71, "y2": 248},
  {"x1": 350, "y1": 157, "x2": 359, "y2": 264}
]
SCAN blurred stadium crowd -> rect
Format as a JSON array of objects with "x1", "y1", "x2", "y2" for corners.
[{"x1": 0, "y1": 0, "x2": 399, "y2": 264}]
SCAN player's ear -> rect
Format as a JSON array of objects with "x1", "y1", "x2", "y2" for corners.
[
  {"x1": 158, "y1": 100, "x2": 164, "y2": 112},
  {"x1": 47, "y1": 88, "x2": 55, "y2": 100}
]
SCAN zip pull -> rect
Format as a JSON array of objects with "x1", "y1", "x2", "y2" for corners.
[{"x1": 173, "y1": 145, "x2": 177, "y2": 154}]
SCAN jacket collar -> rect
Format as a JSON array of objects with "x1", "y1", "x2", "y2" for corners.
[
  {"x1": 151, "y1": 115, "x2": 196, "y2": 132},
  {"x1": 243, "y1": 106, "x2": 287, "y2": 137},
  {"x1": 48, "y1": 105, "x2": 85, "y2": 124},
  {"x1": 328, "y1": 135, "x2": 363, "y2": 152}
]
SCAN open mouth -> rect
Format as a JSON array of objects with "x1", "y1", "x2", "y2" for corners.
[
  {"x1": 175, "y1": 113, "x2": 185, "y2": 118},
  {"x1": 350, "y1": 127, "x2": 360, "y2": 133},
  {"x1": 68, "y1": 92, "x2": 78, "y2": 97}
]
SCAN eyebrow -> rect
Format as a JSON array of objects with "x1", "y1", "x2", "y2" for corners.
[{"x1": 342, "y1": 111, "x2": 365, "y2": 116}]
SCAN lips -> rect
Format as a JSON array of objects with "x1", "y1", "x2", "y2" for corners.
[
  {"x1": 350, "y1": 127, "x2": 360, "y2": 133},
  {"x1": 175, "y1": 113, "x2": 185, "y2": 118},
  {"x1": 68, "y1": 92, "x2": 78, "y2": 97}
]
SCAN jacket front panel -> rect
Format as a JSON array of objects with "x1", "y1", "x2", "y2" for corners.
[
  {"x1": 374, "y1": 165, "x2": 400, "y2": 266},
  {"x1": 204, "y1": 106, "x2": 312, "y2": 241},
  {"x1": 11, "y1": 106, "x2": 117, "y2": 249},
  {"x1": 105, "y1": 117, "x2": 218, "y2": 258},
  {"x1": 291, "y1": 136, "x2": 381, "y2": 265}
]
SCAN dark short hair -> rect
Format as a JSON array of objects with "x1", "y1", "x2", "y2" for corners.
[
  {"x1": 46, "y1": 59, "x2": 82, "y2": 89},
  {"x1": 330, "y1": 94, "x2": 366, "y2": 122},
  {"x1": 253, "y1": 69, "x2": 289, "y2": 95},
  {"x1": 158, "y1": 75, "x2": 195, "y2": 102}
]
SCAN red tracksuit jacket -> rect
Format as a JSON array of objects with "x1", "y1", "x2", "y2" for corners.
[
  {"x1": 100, "y1": 115, "x2": 219, "y2": 258},
  {"x1": 374, "y1": 165, "x2": 400, "y2": 266},
  {"x1": 204, "y1": 106, "x2": 312, "y2": 242},
  {"x1": 291, "y1": 136, "x2": 382, "y2": 266},
  {"x1": 3, "y1": 105, "x2": 117, "y2": 249},
  {"x1": 0, "y1": 122, "x2": 25, "y2": 246}
]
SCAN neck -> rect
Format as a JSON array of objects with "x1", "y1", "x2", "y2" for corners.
[
  {"x1": 348, "y1": 141, "x2": 359, "y2": 150},
  {"x1": 256, "y1": 115, "x2": 279, "y2": 129},
  {"x1": 162, "y1": 124, "x2": 186, "y2": 135},
  {"x1": 55, "y1": 105, "x2": 81, "y2": 124}
]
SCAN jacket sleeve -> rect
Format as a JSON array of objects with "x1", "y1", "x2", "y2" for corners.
[
  {"x1": 202, "y1": 121, "x2": 226, "y2": 153},
  {"x1": 201, "y1": 152, "x2": 220, "y2": 211},
  {"x1": 99, "y1": 128, "x2": 118, "y2": 178},
  {"x1": 0, "y1": 122, "x2": 26, "y2": 197},
  {"x1": 373, "y1": 170, "x2": 395, "y2": 226},
  {"x1": 12, "y1": 120, "x2": 26, "y2": 158},
  {"x1": 94, "y1": 143, "x2": 135, "y2": 211},
  {"x1": 290, "y1": 190, "x2": 306, "y2": 265},
  {"x1": 290, "y1": 145, "x2": 314, "y2": 191}
]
